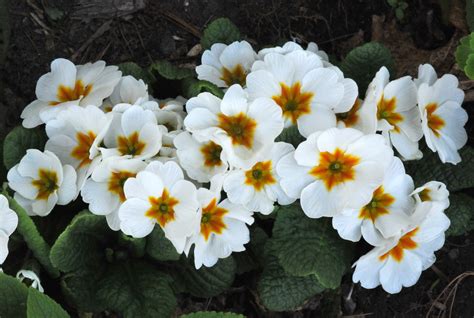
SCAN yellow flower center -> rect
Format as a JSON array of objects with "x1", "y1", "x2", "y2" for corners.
[
  {"x1": 217, "y1": 112, "x2": 257, "y2": 148},
  {"x1": 221, "y1": 64, "x2": 246, "y2": 86},
  {"x1": 50, "y1": 80, "x2": 92, "y2": 105},
  {"x1": 200, "y1": 141, "x2": 223, "y2": 167},
  {"x1": 117, "y1": 132, "x2": 146, "y2": 156},
  {"x1": 108, "y1": 171, "x2": 137, "y2": 202},
  {"x1": 379, "y1": 228, "x2": 419, "y2": 262},
  {"x1": 337, "y1": 99, "x2": 361, "y2": 127},
  {"x1": 200, "y1": 198, "x2": 228, "y2": 241},
  {"x1": 358, "y1": 186, "x2": 395, "y2": 222},
  {"x1": 377, "y1": 95, "x2": 403, "y2": 132},
  {"x1": 71, "y1": 131, "x2": 97, "y2": 168},
  {"x1": 309, "y1": 148, "x2": 360, "y2": 191},
  {"x1": 272, "y1": 82, "x2": 313, "y2": 124},
  {"x1": 425, "y1": 103, "x2": 445, "y2": 137},
  {"x1": 244, "y1": 160, "x2": 276, "y2": 191},
  {"x1": 145, "y1": 189, "x2": 179, "y2": 227},
  {"x1": 418, "y1": 188, "x2": 431, "y2": 202},
  {"x1": 32, "y1": 169, "x2": 59, "y2": 200}
]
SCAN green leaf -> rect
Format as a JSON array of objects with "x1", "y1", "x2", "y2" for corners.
[
  {"x1": 465, "y1": 54, "x2": 474, "y2": 80},
  {"x1": 0, "y1": 272, "x2": 28, "y2": 318},
  {"x1": 201, "y1": 18, "x2": 241, "y2": 50},
  {"x1": 467, "y1": 1, "x2": 474, "y2": 32},
  {"x1": 445, "y1": 193, "x2": 474, "y2": 237},
  {"x1": 3, "y1": 126, "x2": 47, "y2": 170},
  {"x1": 455, "y1": 35, "x2": 472, "y2": 70},
  {"x1": 149, "y1": 60, "x2": 194, "y2": 80},
  {"x1": 182, "y1": 78, "x2": 225, "y2": 99},
  {"x1": 2, "y1": 193, "x2": 59, "y2": 277},
  {"x1": 257, "y1": 240, "x2": 324, "y2": 311},
  {"x1": 60, "y1": 271, "x2": 106, "y2": 312},
  {"x1": 272, "y1": 204, "x2": 354, "y2": 289},
  {"x1": 118, "y1": 233, "x2": 146, "y2": 258},
  {"x1": 0, "y1": 0, "x2": 10, "y2": 63},
  {"x1": 174, "y1": 255, "x2": 236, "y2": 297},
  {"x1": 50, "y1": 212, "x2": 112, "y2": 274},
  {"x1": 146, "y1": 226, "x2": 180, "y2": 261},
  {"x1": 340, "y1": 42, "x2": 395, "y2": 94},
  {"x1": 96, "y1": 261, "x2": 176, "y2": 318},
  {"x1": 276, "y1": 125, "x2": 304, "y2": 148},
  {"x1": 181, "y1": 312, "x2": 245, "y2": 318},
  {"x1": 118, "y1": 62, "x2": 155, "y2": 85},
  {"x1": 27, "y1": 287, "x2": 69, "y2": 318},
  {"x1": 233, "y1": 226, "x2": 268, "y2": 274},
  {"x1": 405, "y1": 145, "x2": 474, "y2": 192}
]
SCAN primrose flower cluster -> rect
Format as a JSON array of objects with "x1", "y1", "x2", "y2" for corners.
[{"x1": 2, "y1": 40, "x2": 467, "y2": 294}]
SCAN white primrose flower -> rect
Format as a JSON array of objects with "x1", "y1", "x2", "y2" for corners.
[
  {"x1": 81, "y1": 157, "x2": 146, "y2": 231},
  {"x1": 102, "y1": 75, "x2": 149, "y2": 111},
  {"x1": 102, "y1": 105, "x2": 162, "y2": 159},
  {"x1": 257, "y1": 41, "x2": 330, "y2": 65},
  {"x1": 16, "y1": 269, "x2": 44, "y2": 292},
  {"x1": 352, "y1": 201, "x2": 450, "y2": 294},
  {"x1": 277, "y1": 128, "x2": 393, "y2": 218},
  {"x1": 184, "y1": 84, "x2": 284, "y2": 169},
  {"x1": 332, "y1": 157, "x2": 414, "y2": 246},
  {"x1": 21, "y1": 58, "x2": 121, "y2": 128},
  {"x1": 155, "y1": 96, "x2": 187, "y2": 131},
  {"x1": 45, "y1": 105, "x2": 112, "y2": 191},
  {"x1": 119, "y1": 161, "x2": 200, "y2": 253},
  {"x1": 0, "y1": 195, "x2": 18, "y2": 264},
  {"x1": 174, "y1": 131, "x2": 229, "y2": 183},
  {"x1": 7, "y1": 150, "x2": 77, "y2": 216},
  {"x1": 411, "y1": 181, "x2": 449, "y2": 209},
  {"x1": 196, "y1": 41, "x2": 257, "y2": 88},
  {"x1": 184, "y1": 188, "x2": 254, "y2": 269},
  {"x1": 223, "y1": 142, "x2": 296, "y2": 214},
  {"x1": 247, "y1": 50, "x2": 357, "y2": 136},
  {"x1": 370, "y1": 66, "x2": 423, "y2": 160},
  {"x1": 417, "y1": 76, "x2": 467, "y2": 164}
]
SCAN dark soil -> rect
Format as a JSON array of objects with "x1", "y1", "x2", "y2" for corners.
[{"x1": 1, "y1": 0, "x2": 473, "y2": 317}]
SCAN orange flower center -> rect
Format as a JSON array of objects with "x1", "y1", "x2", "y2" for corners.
[
  {"x1": 379, "y1": 228, "x2": 419, "y2": 262},
  {"x1": 418, "y1": 188, "x2": 431, "y2": 202},
  {"x1": 145, "y1": 189, "x2": 179, "y2": 227},
  {"x1": 309, "y1": 148, "x2": 360, "y2": 191},
  {"x1": 200, "y1": 198, "x2": 228, "y2": 241},
  {"x1": 217, "y1": 112, "x2": 257, "y2": 148},
  {"x1": 272, "y1": 82, "x2": 313, "y2": 124},
  {"x1": 117, "y1": 132, "x2": 146, "y2": 156},
  {"x1": 50, "y1": 80, "x2": 92, "y2": 105},
  {"x1": 32, "y1": 169, "x2": 59, "y2": 200},
  {"x1": 337, "y1": 99, "x2": 361, "y2": 127},
  {"x1": 200, "y1": 141, "x2": 223, "y2": 167},
  {"x1": 425, "y1": 103, "x2": 445, "y2": 137},
  {"x1": 108, "y1": 171, "x2": 137, "y2": 202},
  {"x1": 244, "y1": 160, "x2": 276, "y2": 191},
  {"x1": 359, "y1": 186, "x2": 395, "y2": 222},
  {"x1": 221, "y1": 64, "x2": 246, "y2": 86},
  {"x1": 377, "y1": 95, "x2": 403, "y2": 132},
  {"x1": 71, "y1": 131, "x2": 97, "y2": 168}
]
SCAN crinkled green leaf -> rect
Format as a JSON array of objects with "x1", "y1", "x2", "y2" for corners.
[
  {"x1": 118, "y1": 233, "x2": 146, "y2": 258},
  {"x1": 0, "y1": 0, "x2": 9, "y2": 63},
  {"x1": 174, "y1": 255, "x2": 236, "y2": 297},
  {"x1": 50, "y1": 212, "x2": 113, "y2": 274},
  {"x1": 455, "y1": 35, "x2": 472, "y2": 70},
  {"x1": 234, "y1": 226, "x2": 268, "y2": 274},
  {"x1": 257, "y1": 240, "x2": 324, "y2": 311},
  {"x1": 3, "y1": 126, "x2": 47, "y2": 170},
  {"x1": 405, "y1": 145, "x2": 474, "y2": 192},
  {"x1": 465, "y1": 54, "x2": 474, "y2": 80},
  {"x1": 146, "y1": 226, "x2": 180, "y2": 261},
  {"x1": 60, "y1": 271, "x2": 106, "y2": 312},
  {"x1": 272, "y1": 204, "x2": 354, "y2": 289},
  {"x1": 118, "y1": 62, "x2": 155, "y2": 85},
  {"x1": 201, "y1": 18, "x2": 241, "y2": 50},
  {"x1": 276, "y1": 125, "x2": 304, "y2": 148},
  {"x1": 96, "y1": 261, "x2": 176, "y2": 318},
  {"x1": 182, "y1": 78, "x2": 224, "y2": 99},
  {"x1": 149, "y1": 60, "x2": 194, "y2": 80},
  {"x1": 0, "y1": 272, "x2": 28, "y2": 318},
  {"x1": 446, "y1": 193, "x2": 474, "y2": 237},
  {"x1": 340, "y1": 42, "x2": 395, "y2": 94},
  {"x1": 181, "y1": 312, "x2": 245, "y2": 318},
  {"x1": 27, "y1": 287, "x2": 69, "y2": 318},
  {"x1": 2, "y1": 193, "x2": 59, "y2": 277}
]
